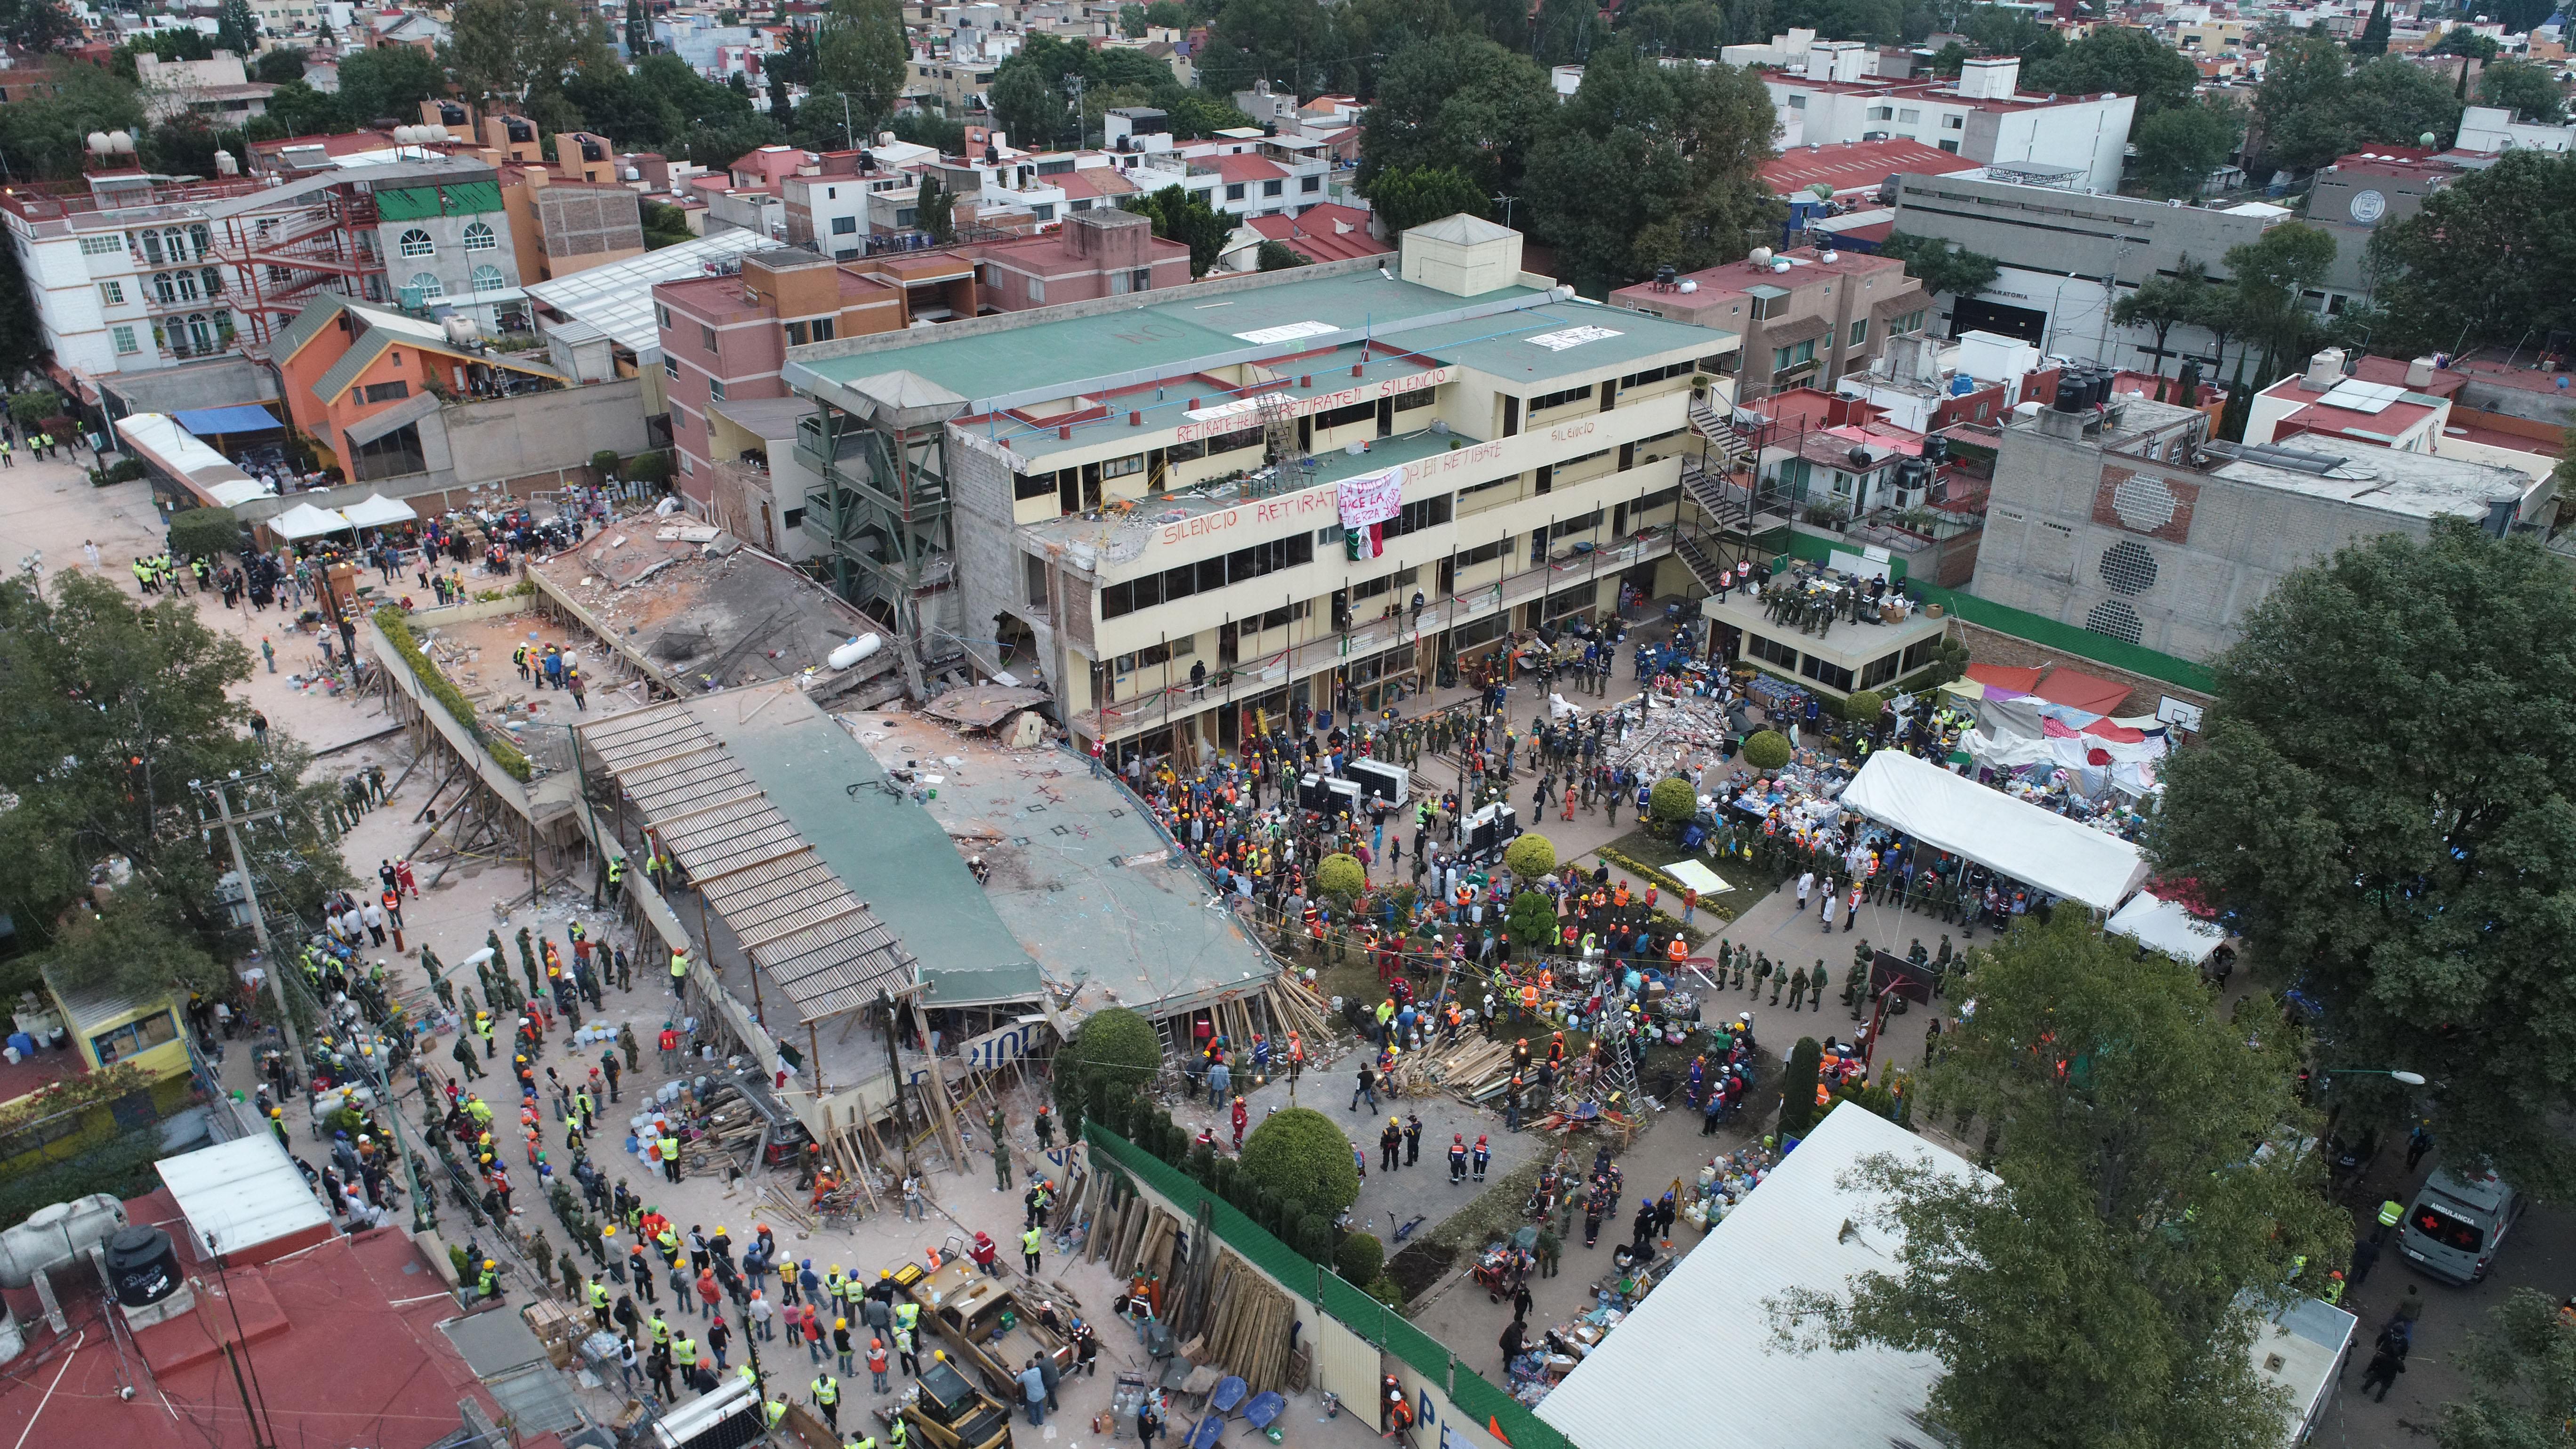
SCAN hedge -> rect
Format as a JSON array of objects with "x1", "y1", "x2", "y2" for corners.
[{"x1": 373, "y1": 604, "x2": 532, "y2": 780}]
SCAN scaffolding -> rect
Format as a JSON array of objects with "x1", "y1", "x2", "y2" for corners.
[{"x1": 800, "y1": 395, "x2": 961, "y2": 698}]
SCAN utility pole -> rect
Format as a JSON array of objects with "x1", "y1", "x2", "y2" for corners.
[
  {"x1": 1491, "y1": 193, "x2": 1516, "y2": 228},
  {"x1": 198, "y1": 771, "x2": 308, "y2": 1084}
]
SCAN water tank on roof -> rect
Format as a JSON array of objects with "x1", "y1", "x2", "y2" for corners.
[
  {"x1": 104, "y1": 1226, "x2": 181, "y2": 1308},
  {"x1": 1949, "y1": 373, "x2": 1974, "y2": 397},
  {"x1": 2053, "y1": 369, "x2": 2093, "y2": 412}
]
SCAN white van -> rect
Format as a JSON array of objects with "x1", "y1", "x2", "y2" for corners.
[{"x1": 2395, "y1": 1168, "x2": 2522, "y2": 1285}]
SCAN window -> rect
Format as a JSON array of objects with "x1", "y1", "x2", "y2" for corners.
[
  {"x1": 1787, "y1": 94, "x2": 1806, "y2": 109},
  {"x1": 1097, "y1": 532, "x2": 1315, "y2": 618},
  {"x1": 80, "y1": 234, "x2": 123, "y2": 256},
  {"x1": 665, "y1": 355, "x2": 680, "y2": 379},
  {"x1": 1381, "y1": 492, "x2": 1453, "y2": 540},
  {"x1": 1891, "y1": 309, "x2": 1926, "y2": 335},
  {"x1": 111, "y1": 325, "x2": 138, "y2": 354},
  {"x1": 1867, "y1": 105, "x2": 1893, "y2": 120},
  {"x1": 1850, "y1": 318, "x2": 1869, "y2": 347},
  {"x1": 1860, "y1": 652, "x2": 1900, "y2": 690},
  {"x1": 1747, "y1": 292, "x2": 1785, "y2": 321},
  {"x1": 398, "y1": 228, "x2": 435, "y2": 258},
  {"x1": 785, "y1": 320, "x2": 810, "y2": 346},
  {"x1": 1898, "y1": 107, "x2": 1921, "y2": 122},
  {"x1": 362, "y1": 379, "x2": 410, "y2": 403},
  {"x1": 700, "y1": 323, "x2": 717, "y2": 351},
  {"x1": 1771, "y1": 338, "x2": 1816, "y2": 373},
  {"x1": 1301, "y1": 176, "x2": 1319, "y2": 193},
  {"x1": 709, "y1": 378, "x2": 727, "y2": 401},
  {"x1": 1455, "y1": 535, "x2": 1514, "y2": 568},
  {"x1": 829, "y1": 214, "x2": 860, "y2": 235},
  {"x1": 406, "y1": 273, "x2": 445, "y2": 301},
  {"x1": 810, "y1": 318, "x2": 834, "y2": 342},
  {"x1": 89, "y1": 1010, "x2": 177, "y2": 1066},
  {"x1": 1313, "y1": 398, "x2": 1374, "y2": 432},
  {"x1": 1263, "y1": 179, "x2": 1282, "y2": 197},
  {"x1": 1943, "y1": 114, "x2": 1964, "y2": 130},
  {"x1": 1900, "y1": 638, "x2": 1939, "y2": 673},
  {"x1": 657, "y1": 303, "x2": 672, "y2": 329},
  {"x1": 98, "y1": 281, "x2": 123, "y2": 305},
  {"x1": 1938, "y1": 139, "x2": 1960, "y2": 153},
  {"x1": 1617, "y1": 360, "x2": 1694, "y2": 389},
  {"x1": 1746, "y1": 632, "x2": 1798, "y2": 668},
  {"x1": 471, "y1": 264, "x2": 506, "y2": 293},
  {"x1": 1131, "y1": 267, "x2": 1151, "y2": 293},
  {"x1": 1528, "y1": 382, "x2": 1592, "y2": 412},
  {"x1": 462, "y1": 221, "x2": 497, "y2": 252},
  {"x1": 1027, "y1": 277, "x2": 1045, "y2": 303},
  {"x1": 1225, "y1": 183, "x2": 1246, "y2": 201},
  {"x1": 1799, "y1": 653, "x2": 1855, "y2": 691}
]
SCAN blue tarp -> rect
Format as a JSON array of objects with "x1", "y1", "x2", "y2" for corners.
[{"x1": 171, "y1": 404, "x2": 281, "y2": 435}]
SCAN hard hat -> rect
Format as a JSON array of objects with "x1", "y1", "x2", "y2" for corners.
[
  {"x1": 880, "y1": 1268, "x2": 891, "y2": 1279},
  {"x1": 484, "y1": 1259, "x2": 497, "y2": 1269},
  {"x1": 836, "y1": 1318, "x2": 848, "y2": 1329}
]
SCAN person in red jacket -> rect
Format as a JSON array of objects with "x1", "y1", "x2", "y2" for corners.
[{"x1": 970, "y1": 1231, "x2": 1002, "y2": 1278}]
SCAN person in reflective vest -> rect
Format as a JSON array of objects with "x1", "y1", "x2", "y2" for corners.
[{"x1": 811, "y1": 1373, "x2": 840, "y2": 1431}]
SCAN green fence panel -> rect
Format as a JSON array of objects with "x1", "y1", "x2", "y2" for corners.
[
  {"x1": 1085, "y1": 1123, "x2": 1579, "y2": 1449},
  {"x1": 1911, "y1": 581, "x2": 2215, "y2": 692}
]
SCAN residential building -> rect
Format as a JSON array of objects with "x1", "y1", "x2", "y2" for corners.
[
  {"x1": 0, "y1": 967, "x2": 195, "y2": 1175},
  {"x1": 1760, "y1": 136, "x2": 1983, "y2": 250},
  {"x1": 2246, "y1": 347, "x2": 2567, "y2": 485},
  {"x1": 1245, "y1": 204, "x2": 1391, "y2": 264},
  {"x1": 966, "y1": 207, "x2": 1192, "y2": 309},
  {"x1": 135, "y1": 50, "x2": 275, "y2": 125},
  {"x1": 1609, "y1": 245, "x2": 1928, "y2": 400},
  {"x1": 1761, "y1": 55, "x2": 2135, "y2": 193},
  {"x1": 266, "y1": 293, "x2": 647, "y2": 494},
  {"x1": 1966, "y1": 372, "x2": 2553, "y2": 661},
  {"x1": 780, "y1": 214, "x2": 1739, "y2": 757},
  {"x1": 1185, "y1": 135, "x2": 1335, "y2": 219},
  {"x1": 2455, "y1": 102, "x2": 2575, "y2": 152},
  {"x1": 1890, "y1": 170, "x2": 2292, "y2": 370}
]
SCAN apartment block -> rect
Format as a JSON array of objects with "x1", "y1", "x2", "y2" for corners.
[
  {"x1": 1763, "y1": 55, "x2": 2135, "y2": 193},
  {"x1": 780, "y1": 215, "x2": 1742, "y2": 757},
  {"x1": 1609, "y1": 245, "x2": 1927, "y2": 400}
]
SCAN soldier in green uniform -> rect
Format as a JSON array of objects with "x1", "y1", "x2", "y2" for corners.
[
  {"x1": 1784, "y1": 964, "x2": 1807, "y2": 1011},
  {"x1": 1808, "y1": 960, "x2": 1829, "y2": 1012},
  {"x1": 1752, "y1": 954, "x2": 1771, "y2": 1000}
]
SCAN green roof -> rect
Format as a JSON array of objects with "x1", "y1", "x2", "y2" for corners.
[
  {"x1": 791, "y1": 270, "x2": 1737, "y2": 414},
  {"x1": 377, "y1": 180, "x2": 503, "y2": 220},
  {"x1": 691, "y1": 692, "x2": 1045, "y2": 1009}
]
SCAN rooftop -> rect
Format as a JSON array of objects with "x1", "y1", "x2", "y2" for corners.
[
  {"x1": 1762, "y1": 137, "x2": 1982, "y2": 195},
  {"x1": 526, "y1": 229, "x2": 781, "y2": 355},
  {"x1": 847, "y1": 710, "x2": 1277, "y2": 1021},
  {"x1": 1609, "y1": 245, "x2": 1908, "y2": 307},
  {"x1": 2205, "y1": 443, "x2": 2535, "y2": 520},
  {"x1": 1247, "y1": 204, "x2": 1390, "y2": 262}
]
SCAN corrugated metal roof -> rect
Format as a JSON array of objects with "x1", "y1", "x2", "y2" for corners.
[
  {"x1": 525, "y1": 230, "x2": 777, "y2": 358},
  {"x1": 154, "y1": 1134, "x2": 332, "y2": 1258},
  {"x1": 1535, "y1": 1103, "x2": 1976, "y2": 1449}
]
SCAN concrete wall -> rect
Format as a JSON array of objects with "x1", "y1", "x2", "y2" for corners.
[
  {"x1": 444, "y1": 377, "x2": 650, "y2": 483},
  {"x1": 1946, "y1": 616, "x2": 2212, "y2": 720},
  {"x1": 100, "y1": 355, "x2": 279, "y2": 421}
]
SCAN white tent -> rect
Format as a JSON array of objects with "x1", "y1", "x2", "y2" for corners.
[
  {"x1": 267, "y1": 501, "x2": 354, "y2": 540},
  {"x1": 339, "y1": 492, "x2": 419, "y2": 528},
  {"x1": 1837, "y1": 749, "x2": 2149, "y2": 911},
  {"x1": 205, "y1": 479, "x2": 277, "y2": 507},
  {"x1": 2108, "y1": 891, "x2": 2227, "y2": 965},
  {"x1": 1537, "y1": 1104, "x2": 1977, "y2": 1449}
]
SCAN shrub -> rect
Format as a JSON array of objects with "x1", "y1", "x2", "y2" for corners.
[
  {"x1": 1741, "y1": 730, "x2": 1793, "y2": 772},
  {"x1": 1650, "y1": 776, "x2": 1698, "y2": 829},
  {"x1": 1057, "y1": 1006, "x2": 1161, "y2": 1116},
  {"x1": 627, "y1": 450, "x2": 672, "y2": 485},
  {"x1": 92, "y1": 458, "x2": 147, "y2": 487},
  {"x1": 1504, "y1": 889, "x2": 1558, "y2": 953},
  {"x1": 1842, "y1": 689, "x2": 1884, "y2": 725},
  {"x1": 1316, "y1": 853, "x2": 1366, "y2": 902},
  {"x1": 1335, "y1": 1230, "x2": 1384, "y2": 1284},
  {"x1": 1295, "y1": 1214, "x2": 1334, "y2": 1262},
  {"x1": 1365, "y1": 1274, "x2": 1404, "y2": 1307},
  {"x1": 1240, "y1": 1107, "x2": 1360, "y2": 1216},
  {"x1": 374, "y1": 605, "x2": 533, "y2": 780},
  {"x1": 590, "y1": 449, "x2": 621, "y2": 479},
  {"x1": 1777, "y1": 1037, "x2": 1823, "y2": 1139},
  {"x1": 167, "y1": 505, "x2": 242, "y2": 560},
  {"x1": 1502, "y1": 832, "x2": 1556, "y2": 880}
]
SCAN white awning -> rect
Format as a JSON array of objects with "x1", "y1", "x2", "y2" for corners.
[
  {"x1": 339, "y1": 492, "x2": 419, "y2": 528},
  {"x1": 1837, "y1": 749, "x2": 2148, "y2": 911},
  {"x1": 206, "y1": 479, "x2": 277, "y2": 507},
  {"x1": 1663, "y1": 859, "x2": 1732, "y2": 896},
  {"x1": 267, "y1": 501, "x2": 354, "y2": 539},
  {"x1": 2108, "y1": 891, "x2": 2227, "y2": 965}
]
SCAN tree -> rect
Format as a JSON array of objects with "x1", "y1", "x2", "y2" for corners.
[
  {"x1": 2185, "y1": 279, "x2": 2243, "y2": 378},
  {"x1": 2350, "y1": 0, "x2": 2389, "y2": 56},
  {"x1": 250, "y1": 46, "x2": 307, "y2": 84},
  {"x1": 1334, "y1": 1230, "x2": 1383, "y2": 1283},
  {"x1": 2131, "y1": 101, "x2": 2244, "y2": 200},
  {"x1": 1773, "y1": 915, "x2": 2347, "y2": 1449},
  {"x1": 337, "y1": 44, "x2": 446, "y2": 126},
  {"x1": 1144, "y1": 0, "x2": 1189, "y2": 25},
  {"x1": 217, "y1": 0, "x2": 260, "y2": 53},
  {"x1": 640, "y1": 200, "x2": 694, "y2": 248},
  {"x1": 1522, "y1": 44, "x2": 1781, "y2": 290},
  {"x1": 2366, "y1": 149, "x2": 2576, "y2": 357},
  {"x1": 1316, "y1": 853, "x2": 1366, "y2": 902},
  {"x1": 1740, "y1": 729, "x2": 1791, "y2": 771},
  {"x1": 2222, "y1": 222, "x2": 2334, "y2": 384},
  {"x1": 447, "y1": 0, "x2": 617, "y2": 116},
  {"x1": 1125, "y1": 185, "x2": 1234, "y2": 276},
  {"x1": 914, "y1": 171, "x2": 954, "y2": 243},
  {"x1": 2477, "y1": 58, "x2": 2565, "y2": 125},
  {"x1": 1256, "y1": 240, "x2": 1309, "y2": 270},
  {"x1": 987, "y1": 62, "x2": 1065, "y2": 152},
  {"x1": 1055, "y1": 1006, "x2": 1162, "y2": 1116},
  {"x1": 1881, "y1": 231, "x2": 1999, "y2": 301},
  {"x1": 1364, "y1": 165, "x2": 1486, "y2": 234},
  {"x1": 2156, "y1": 523, "x2": 2576, "y2": 1192},
  {"x1": 1502, "y1": 832, "x2": 1556, "y2": 880},
  {"x1": 1240, "y1": 1107, "x2": 1360, "y2": 1215},
  {"x1": 2437, "y1": 1288, "x2": 2576, "y2": 1449},
  {"x1": 818, "y1": 0, "x2": 906, "y2": 133},
  {"x1": 2346, "y1": 55, "x2": 2462, "y2": 150},
  {"x1": 2024, "y1": 24, "x2": 2197, "y2": 115},
  {"x1": 1504, "y1": 889, "x2": 1559, "y2": 955},
  {"x1": 1839, "y1": 689, "x2": 1883, "y2": 725},
  {"x1": 1358, "y1": 37, "x2": 1557, "y2": 201},
  {"x1": 2111, "y1": 263, "x2": 2206, "y2": 374},
  {"x1": 1119, "y1": 2, "x2": 1149, "y2": 34},
  {"x1": 0, "y1": 573, "x2": 348, "y2": 1003},
  {"x1": 2428, "y1": 26, "x2": 2500, "y2": 62},
  {"x1": 2250, "y1": 37, "x2": 2353, "y2": 174},
  {"x1": 1774, "y1": 1036, "x2": 1821, "y2": 1136},
  {"x1": 0, "y1": 63, "x2": 147, "y2": 179},
  {"x1": 167, "y1": 507, "x2": 242, "y2": 560},
  {"x1": 0, "y1": 0, "x2": 78, "y2": 54}
]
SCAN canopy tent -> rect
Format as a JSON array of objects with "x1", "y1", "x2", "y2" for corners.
[
  {"x1": 2108, "y1": 891, "x2": 2227, "y2": 965},
  {"x1": 205, "y1": 479, "x2": 276, "y2": 507},
  {"x1": 1663, "y1": 858, "x2": 1733, "y2": 896},
  {"x1": 338, "y1": 492, "x2": 419, "y2": 528},
  {"x1": 1962, "y1": 661, "x2": 2134, "y2": 716},
  {"x1": 1838, "y1": 749, "x2": 2149, "y2": 911},
  {"x1": 113, "y1": 411, "x2": 274, "y2": 509},
  {"x1": 171, "y1": 403, "x2": 282, "y2": 436},
  {"x1": 267, "y1": 501, "x2": 354, "y2": 540}
]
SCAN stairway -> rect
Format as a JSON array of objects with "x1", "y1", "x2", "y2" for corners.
[
  {"x1": 1672, "y1": 533, "x2": 1729, "y2": 593},
  {"x1": 1686, "y1": 400, "x2": 1758, "y2": 472}
]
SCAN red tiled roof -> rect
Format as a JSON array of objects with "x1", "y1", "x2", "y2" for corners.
[
  {"x1": 1248, "y1": 204, "x2": 1389, "y2": 261},
  {"x1": 1207, "y1": 154, "x2": 1284, "y2": 184},
  {"x1": 1763, "y1": 138, "x2": 1980, "y2": 196}
]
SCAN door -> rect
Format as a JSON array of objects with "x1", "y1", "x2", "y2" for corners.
[{"x1": 1376, "y1": 397, "x2": 1394, "y2": 435}]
